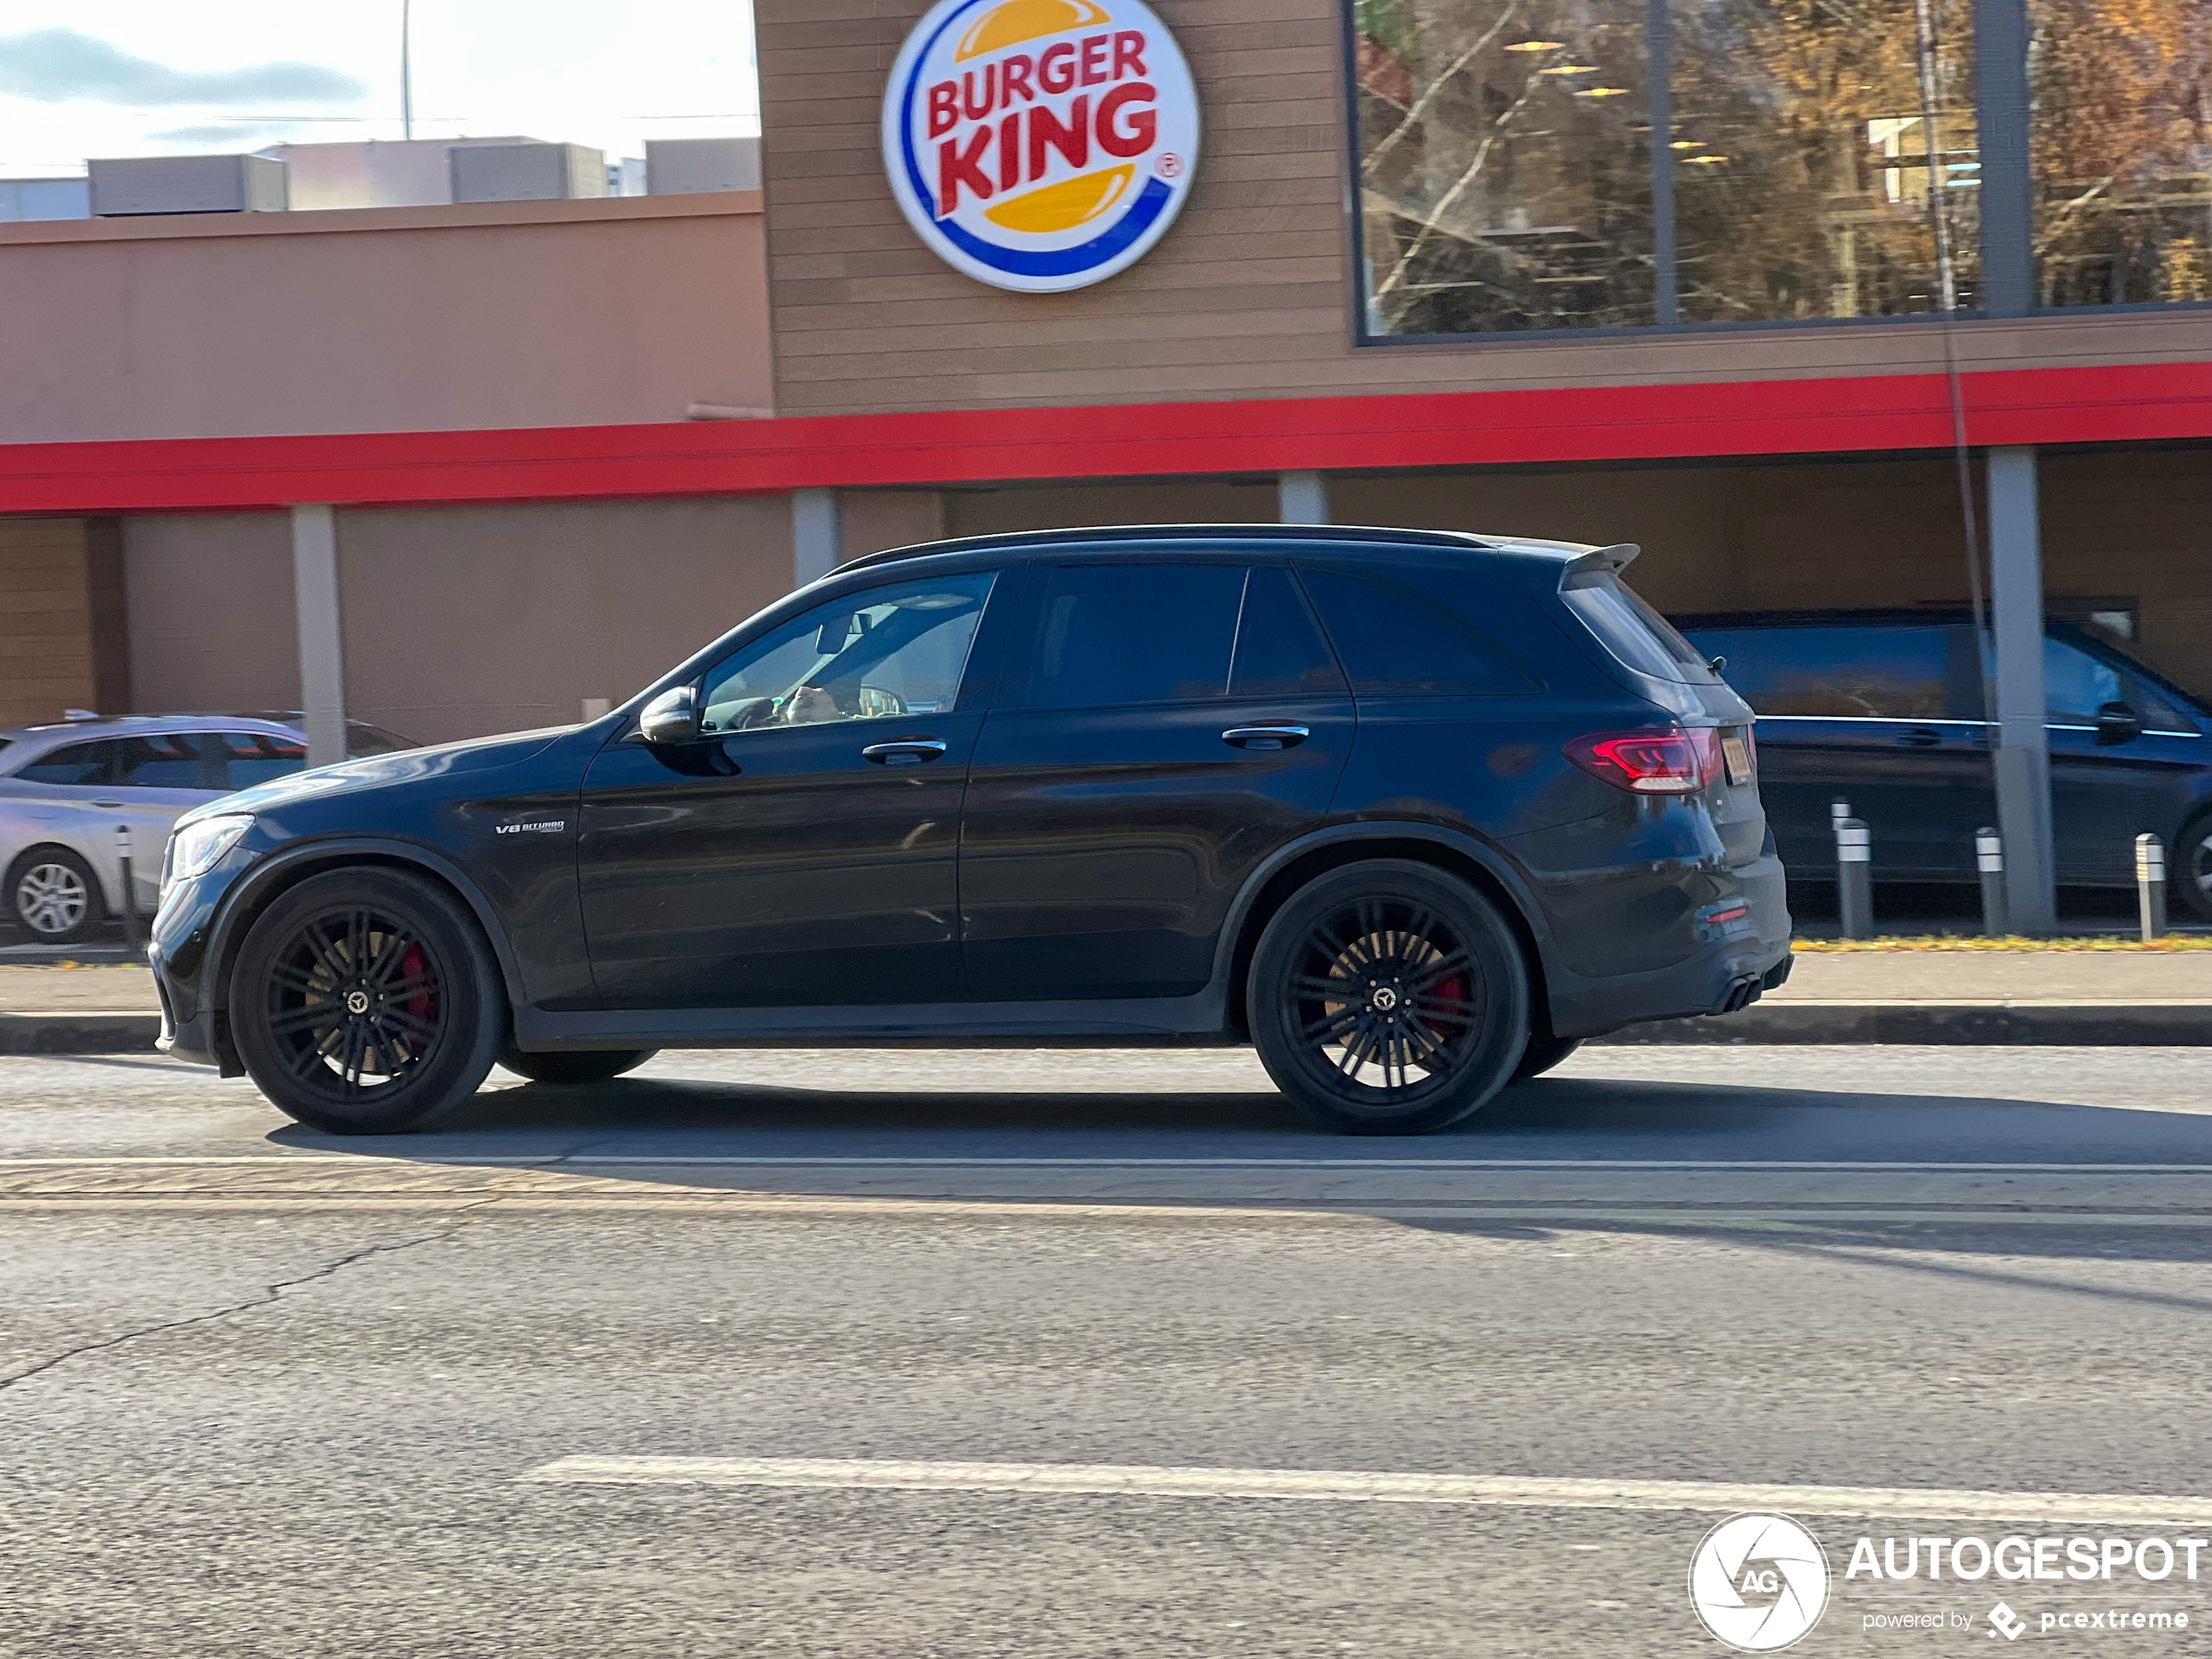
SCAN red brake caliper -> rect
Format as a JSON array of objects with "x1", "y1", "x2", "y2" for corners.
[{"x1": 400, "y1": 943, "x2": 437, "y2": 1046}]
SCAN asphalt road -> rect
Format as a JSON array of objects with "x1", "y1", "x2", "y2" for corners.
[{"x1": 3, "y1": 1047, "x2": 2211, "y2": 1657}]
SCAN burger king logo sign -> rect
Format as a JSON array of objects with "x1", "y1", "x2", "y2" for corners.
[{"x1": 881, "y1": 0, "x2": 1200, "y2": 293}]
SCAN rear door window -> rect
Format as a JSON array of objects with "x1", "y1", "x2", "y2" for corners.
[
  {"x1": 1230, "y1": 567, "x2": 1345, "y2": 698},
  {"x1": 115, "y1": 732, "x2": 224, "y2": 791},
  {"x1": 1018, "y1": 563, "x2": 1245, "y2": 709},
  {"x1": 1680, "y1": 624, "x2": 1967, "y2": 720},
  {"x1": 1300, "y1": 569, "x2": 1536, "y2": 697}
]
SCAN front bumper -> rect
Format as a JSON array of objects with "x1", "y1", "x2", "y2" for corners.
[{"x1": 1543, "y1": 852, "x2": 1792, "y2": 1039}]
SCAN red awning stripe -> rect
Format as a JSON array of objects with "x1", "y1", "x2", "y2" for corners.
[{"x1": 2, "y1": 360, "x2": 2209, "y2": 514}]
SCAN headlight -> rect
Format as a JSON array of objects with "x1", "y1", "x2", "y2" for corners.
[{"x1": 162, "y1": 814, "x2": 253, "y2": 897}]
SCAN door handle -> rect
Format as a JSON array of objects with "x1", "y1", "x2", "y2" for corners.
[
  {"x1": 1897, "y1": 726, "x2": 1942, "y2": 748},
  {"x1": 861, "y1": 738, "x2": 948, "y2": 765},
  {"x1": 1222, "y1": 725, "x2": 1310, "y2": 751},
  {"x1": 91, "y1": 799, "x2": 125, "y2": 808}
]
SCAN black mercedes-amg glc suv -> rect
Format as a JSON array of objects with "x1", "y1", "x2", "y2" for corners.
[{"x1": 151, "y1": 526, "x2": 1790, "y2": 1136}]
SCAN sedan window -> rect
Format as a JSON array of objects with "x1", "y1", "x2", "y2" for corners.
[
  {"x1": 14, "y1": 739, "x2": 118, "y2": 786},
  {"x1": 1681, "y1": 624, "x2": 1965, "y2": 720}
]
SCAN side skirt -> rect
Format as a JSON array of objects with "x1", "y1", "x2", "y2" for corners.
[{"x1": 512, "y1": 988, "x2": 1236, "y2": 1052}]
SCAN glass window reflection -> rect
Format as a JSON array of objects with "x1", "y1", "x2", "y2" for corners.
[{"x1": 1353, "y1": 0, "x2": 1655, "y2": 334}]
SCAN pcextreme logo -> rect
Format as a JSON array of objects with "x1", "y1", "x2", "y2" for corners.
[{"x1": 880, "y1": 0, "x2": 1201, "y2": 293}]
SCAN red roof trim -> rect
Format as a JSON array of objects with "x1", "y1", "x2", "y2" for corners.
[{"x1": 3, "y1": 361, "x2": 2209, "y2": 514}]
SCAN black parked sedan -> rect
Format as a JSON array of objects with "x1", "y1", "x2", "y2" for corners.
[
  {"x1": 151, "y1": 527, "x2": 1790, "y2": 1136},
  {"x1": 1675, "y1": 610, "x2": 2212, "y2": 920}
]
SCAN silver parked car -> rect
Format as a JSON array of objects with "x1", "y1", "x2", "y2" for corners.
[{"x1": 0, "y1": 713, "x2": 413, "y2": 944}]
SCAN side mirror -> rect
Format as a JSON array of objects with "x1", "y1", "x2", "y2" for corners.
[
  {"x1": 637, "y1": 685, "x2": 700, "y2": 745},
  {"x1": 2094, "y1": 700, "x2": 2143, "y2": 747}
]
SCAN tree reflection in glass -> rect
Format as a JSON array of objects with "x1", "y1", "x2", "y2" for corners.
[
  {"x1": 1354, "y1": 0, "x2": 1656, "y2": 334},
  {"x1": 1669, "y1": 0, "x2": 1979, "y2": 321},
  {"x1": 2032, "y1": 0, "x2": 2212, "y2": 307}
]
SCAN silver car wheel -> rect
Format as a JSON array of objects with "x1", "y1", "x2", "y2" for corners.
[{"x1": 16, "y1": 861, "x2": 91, "y2": 936}]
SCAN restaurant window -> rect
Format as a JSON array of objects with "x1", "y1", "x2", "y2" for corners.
[
  {"x1": 1352, "y1": 0, "x2": 1656, "y2": 334},
  {"x1": 1671, "y1": 0, "x2": 1979, "y2": 321},
  {"x1": 2030, "y1": 0, "x2": 2212, "y2": 307}
]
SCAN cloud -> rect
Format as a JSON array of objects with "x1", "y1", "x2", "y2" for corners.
[{"x1": 0, "y1": 28, "x2": 367, "y2": 107}]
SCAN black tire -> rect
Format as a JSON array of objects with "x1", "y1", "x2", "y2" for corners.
[
  {"x1": 1512, "y1": 1033, "x2": 1582, "y2": 1081},
  {"x1": 2179, "y1": 813, "x2": 2212, "y2": 926},
  {"x1": 6, "y1": 846, "x2": 103, "y2": 945},
  {"x1": 229, "y1": 867, "x2": 504, "y2": 1135},
  {"x1": 497, "y1": 1047, "x2": 658, "y2": 1085},
  {"x1": 1247, "y1": 860, "x2": 1530, "y2": 1135}
]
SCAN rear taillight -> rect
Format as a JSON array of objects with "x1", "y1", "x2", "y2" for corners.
[{"x1": 1564, "y1": 727, "x2": 1719, "y2": 794}]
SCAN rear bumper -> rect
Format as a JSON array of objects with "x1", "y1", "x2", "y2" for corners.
[{"x1": 1543, "y1": 853, "x2": 1793, "y2": 1039}]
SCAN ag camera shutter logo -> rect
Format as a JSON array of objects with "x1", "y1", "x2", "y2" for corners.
[
  {"x1": 881, "y1": 0, "x2": 1200, "y2": 293},
  {"x1": 1689, "y1": 1514, "x2": 1832, "y2": 1651}
]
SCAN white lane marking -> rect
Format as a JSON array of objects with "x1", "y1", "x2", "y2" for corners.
[
  {"x1": 3, "y1": 1157, "x2": 2212, "y2": 1174},
  {"x1": 519, "y1": 1457, "x2": 2212, "y2": 1524}
]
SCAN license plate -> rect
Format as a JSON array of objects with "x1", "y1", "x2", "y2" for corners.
[{"x1": 1721, "y1": 730, "x2": 1754, "y2": 786}]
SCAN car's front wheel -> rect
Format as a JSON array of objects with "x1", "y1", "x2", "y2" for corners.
[
  {"x1": 1247, "y1": 860, "x2": 1530, "y2": 1135},
  {"x1": 497, "y1": 1047, "x2": 658, "y2": 1085},
  {"x1": 2179, "y1": 813, "x2": 2212, "y2": 926},
  {"x1": 230, "y1": 868, "x2": 503, "y2": 1135},
  {"x1": 6, "y1": 846, "x2": 102, "y2": 945}
]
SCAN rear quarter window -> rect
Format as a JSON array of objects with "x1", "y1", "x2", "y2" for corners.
[
  {"x1": 1562, "y1": 577, "x2": 1718, "y2": 685},
  {"x1": 1300, "y1": 569, "x2": 1539, "y2": 697}
]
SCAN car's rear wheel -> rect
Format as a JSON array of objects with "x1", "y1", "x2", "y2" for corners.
[
  {"x1": 497, "y1": 1047, "x2": 658, "y2": 1085},
  {"x1": 6, "y1": 846, "x2": 102, "y2": 945},
  {"x1": 1512, "y1": 1033, "x2": 1582, "y2": 1081},
  {"x1": 1247, "y1": 860, "x2": 1530, "y2": 1135},
  {"x1": 2179, "y1": 813, "x2": 2212, "y2": 926},
  {"x1": 230, "y1": 868, "x2": 503, "y2": 1135}
]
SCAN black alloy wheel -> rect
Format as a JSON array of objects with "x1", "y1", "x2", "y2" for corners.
[
  {"x1": 497, "y1": 1047, "x2": 658, "y2": 1085},
  {"x1": 2182, "y1": 815, "x2": 2212, "y2": 926},
  {"x1": 231, "y1": 869, "x2": 502, "y2": 1135},
  {"x1": 1248, "y1": 860, "x2": 1530, "y2": 1135}
]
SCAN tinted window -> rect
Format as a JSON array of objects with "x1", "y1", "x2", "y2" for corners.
[
  {"x1": 221, "y1": 732, "x2": 309, "y2": 789},
  {"x1": 1301, "y1": 569, "x2": 1535, "y2": 697},
  {"x1": 1231, "y1": 568, "x2": 1345, "y2": 698},
  {"x1": 1682, "y1": 624, "x2": 1966, "y2": 719},
  {"x1": 701, "y1": 572, "x2": 995, "y2": 734},
  {"x1": 115, "y1": 732, "x2": 222, "y2": 791},
  {"x1": 1020, "y1": 564, "x2": 1244, "y2": 710},
  {"x1": 2041, "y1": 637, "x2": 2125, "y2": 724},
  {"x1": 1564, "y1": 577, "x2": 1718, "y2": 684},
  {"x1": 15, "y1": 739, "x2": 116, "y2": 786}
]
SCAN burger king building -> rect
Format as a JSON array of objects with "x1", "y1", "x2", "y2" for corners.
[{"x1": 6, "y1": 0, "x2": 2212, "y2": 907}]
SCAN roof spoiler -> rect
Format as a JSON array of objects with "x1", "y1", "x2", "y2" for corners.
[{"x1": 1559, "y1": 543, "x2": 1641, "y2": 590}]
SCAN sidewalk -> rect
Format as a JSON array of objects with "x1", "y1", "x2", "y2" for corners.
[{"x1": 3, "y1": 950, "x2": 2209, "y2": 1053}]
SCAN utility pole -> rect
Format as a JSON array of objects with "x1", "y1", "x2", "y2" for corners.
[{"x1": 401, "y1": 0, "x2": 415, "y2": 140}]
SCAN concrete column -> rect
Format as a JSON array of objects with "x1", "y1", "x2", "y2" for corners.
[
  {"x1": 1278, "y1": 470, "x2": 1330, "y2": 525},
  {"x1": 792, "y1": 488, "x2": 842, "y2": 587},
  {"x1": 1987, "y1": 447, "x2": 2056, "y2": 933},
  {"x1": 290, "y1": 504, "x2": 347, "y2": 769}
]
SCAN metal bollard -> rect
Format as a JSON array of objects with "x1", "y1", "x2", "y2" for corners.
[
  {"x1": 1831, "y1": 798, "x2": 1851, "y2": 834},
  {"x1": 114, "y1": 825, "x2": 140, "y2": 954},
  {"x1": 1836, "y1": 815, "x2": 1874, "y2": 940},
  {"x1": 2137, "y1": 833, "x2": 2168, "y2": 941},
  {"x1": 1976, "y1": 826, "x2": 2010, "y2": 937}
]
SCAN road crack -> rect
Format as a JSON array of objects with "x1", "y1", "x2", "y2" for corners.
[{"x1": 0, "y1": 1199, "x2": 498, "y2": 1393}]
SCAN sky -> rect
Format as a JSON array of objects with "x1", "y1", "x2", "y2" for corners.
[{"x1": 0, "y1": 1, "x2": 759, "y2": 178}]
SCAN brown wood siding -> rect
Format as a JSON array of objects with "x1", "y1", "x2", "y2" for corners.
[
  {"x1": 759, "y1": 0, "x2": 2212, "y2": 418},
  {"x1": 0, "y1": 519, "x2": 102, "y2": 728}
]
